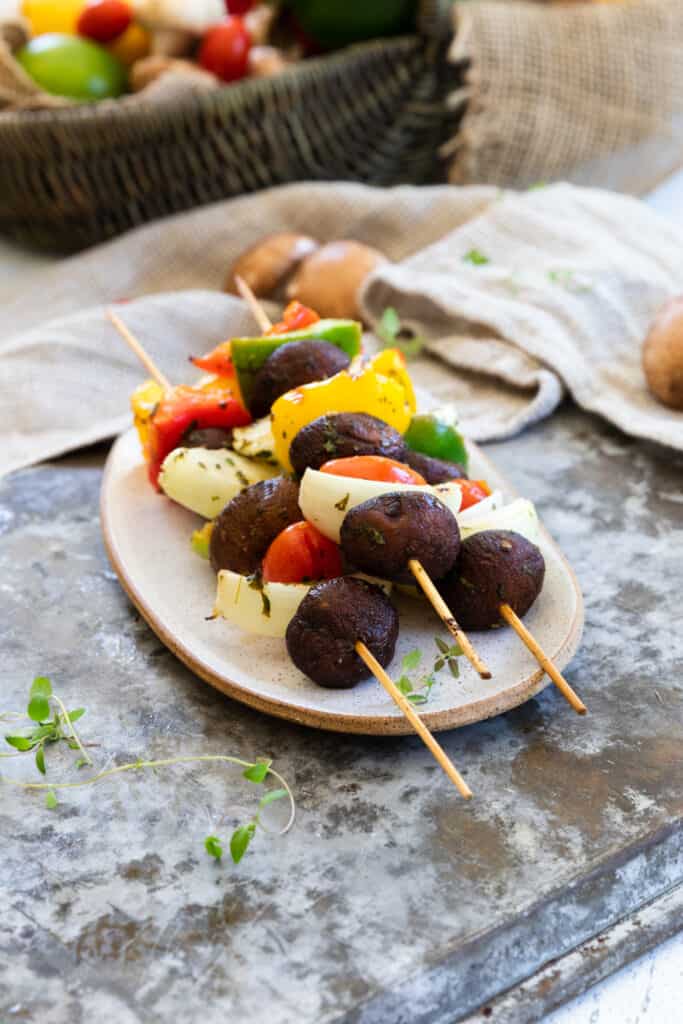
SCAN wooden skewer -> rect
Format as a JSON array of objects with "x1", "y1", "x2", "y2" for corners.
[
  {"x1": 234, "y1": 275, "x2": 273, "y2": 333},
  {"x1": 408, "y1": 559, "x2": 492, "y2": 680},
  {"x1": 499, "y1": 603, "x2": 587, "y2": 715},
  {"x1": 355, "y1": 641, "x2": 472, "y2": 799},
  {"x1": 107, "y1": 308, "x2": 172, "y2": 393}
]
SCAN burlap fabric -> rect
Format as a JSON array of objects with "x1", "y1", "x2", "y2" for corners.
[
  {"x1": 2, "y1": 179, "x2": 682, "y2": 479},
  {"x1": 448, "y1": 0, "x2": 683, "y2": 194}
]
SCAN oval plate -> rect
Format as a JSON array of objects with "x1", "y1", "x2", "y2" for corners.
[{"x1": 101, "y1": 430, "x2": 584, "y2": 735}]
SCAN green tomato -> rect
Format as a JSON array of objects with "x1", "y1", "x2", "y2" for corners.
[
  {"x1": 404, "y1": 413, "x2": 468, "y2": 469},
  {"x1": 16, "y1": 33, "x2": 127, "y2": 102},
  {"x1": 290, "y1": 0, "x2": 416, "y2": 49}
]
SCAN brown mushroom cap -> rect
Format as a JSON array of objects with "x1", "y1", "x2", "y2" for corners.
[
  {"x1": 643, "y1": 296, "x2": 683, "y2": 411},
  {"x1": 225, "y1": 233, "x2": 319, "y2": 298},
  {"x1": 285, "y1": 240, "x2": 387, "y2": 321}
]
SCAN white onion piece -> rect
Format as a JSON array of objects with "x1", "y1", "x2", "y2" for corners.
[
  {"x1": 299, "y1": 468, "x2": 463, "y2": 543},
  {"x1": 231, "y1": 417, "x2": 276, "y2": 463},
  {"x1": 459, "y1": 498, "x2": 540, "y2": 545},
  {"x1": 214, "y1": 571, "x2": 392, "y2": 638},
  {"x1": 214, "y1": 571, "x2": 312, "y2": 638},
  {"x1": 456, "y1": 490, "x2": 503, "y2": 527},
  {"x1": 159, "y1": 446, "x2": 278, "y2": 519}
]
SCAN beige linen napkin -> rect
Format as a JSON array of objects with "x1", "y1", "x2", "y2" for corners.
[{"x1": 1, "y1": 180, "x2": 682, "y2": 478}]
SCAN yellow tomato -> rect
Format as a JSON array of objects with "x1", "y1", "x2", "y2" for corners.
[
  {"x1": 107, "y1": 21, "x2": 151, "y2": 66},
  {"x1": 22, "y1": 0, "x2": 83, "y2": 35},
  {"x1": 271, "y1": 350, "x2": 415, "y2": 473}
]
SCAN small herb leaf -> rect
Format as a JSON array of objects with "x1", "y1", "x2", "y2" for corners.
[
  {"x1": 397, "y1": 676, "x2": 413, "y2": 695},
  {"x1": 28, "y1": 676, "x2": 52, "y2": 723},
  {"x1": 243, "y1": 760, "x2": 271, "y2": 784},
  {"x1": 379, "y1": 306, "x2": 401, "y2": 340},
  {"x1": 401, "y1": 649, "x2": 422, "y2": 672},
  {"x1": 230, "y1": 823, "x2": 256, "y2": 864},
  {"x1": 35, "y1": 745, "x2": 46, "y2": 775},
  {"x1": 45, "y1": 790, "x2": 58, "y2": 810},
  {"x1": 5, "y1": 735, "x2": 35, "y2": 751},
  {"x1": 463, "y1": 249, "x2": 490, "y2": 266},
  {"x1": 205, "y1": 835, "x2": 223, "y2": 861},
  {"x1": 448, "y1": 659, "x2": 461, "y2": 680},
  {"x1": 259, "y1": 788, "x2": 288, "y2": 809}
]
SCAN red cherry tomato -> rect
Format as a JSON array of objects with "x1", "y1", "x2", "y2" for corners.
[
  {"x1": 262, "y1": 521, "x2": 343, "y2": 584},
  {"x1": 77, "y1": 1, "x2": 132, "y2": 43},
  {"x1": 225, "y1": 0, "x2": 254, "y2": 13},
  {"x1": 199, "y1": 17, "x2": 251, "y2": 83},
  {"x1": 455, "y1": 479, "x2": 491, "y2": 511},
  {"x1": 319, "y1": 455, "x2": 427, "y2": 486},
  {"x1": 267, "y1": 300, "x2": 320, "y2": 335},
  {"x1": 190, "y1": 340, "x2": 235, "y2": 378}
]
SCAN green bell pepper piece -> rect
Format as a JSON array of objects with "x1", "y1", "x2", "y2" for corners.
[
  {"x1": 231, "y1": 319, "x2": 362, "y2": 411},
  {"x1": 404, "y1": 413, "x2": 468, "y2": 470}
]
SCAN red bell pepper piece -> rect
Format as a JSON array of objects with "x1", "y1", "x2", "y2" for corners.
[
  {"x1": 147, "y1": 386, "x2": 251, "y2": 488},
  {"x1": 190, "y1": 341, "x2": 235, "y2": 378}
]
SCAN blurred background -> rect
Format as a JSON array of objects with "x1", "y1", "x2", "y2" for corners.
[{"x1": 1, "y1": 0, "x2": 681, "y2": 251}]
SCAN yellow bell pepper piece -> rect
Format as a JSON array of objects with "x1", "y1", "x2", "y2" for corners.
[
  {"x1": 271, "y1": 349, "x2": 416, "y2": 473},
  {"x1": 369, "y1": 349, "x2": 417, "y2": 415},
  {"x1": 130, "y1": 378, "x2": 163, "y2": 460}
]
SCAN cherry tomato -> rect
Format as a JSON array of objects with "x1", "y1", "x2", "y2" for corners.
[
  {"x1": 199, "y1": 17, "x2": 251, "y2": 83},
  {"x1": 107, "y1": 21, "x2": 151, "y2": 66},
  {"x1": 455, "y1": 479, "x2": 491, "y2": 511},
  {"x1": 191, "y1": 341, "x2": 235, "y2": 378},
  {"x1": 267, "y1": 301, "x2": 320, "y2": 335},
  {"x1": 262, "y1": 521, "x2": 343, "y2": 584},
  {"x1": 78, "y1": 1, "x2": 132, "y2": 43},
  {"x1": 225, "y1": 0, "x2": 254, "y2": 13},
  {"x1": 319, "y1": 455, "x2": 427, "y2": 486}
]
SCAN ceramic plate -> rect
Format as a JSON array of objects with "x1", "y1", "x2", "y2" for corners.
[{"x1": 101, "y1": 430, "x2": 584, "y2": 734}]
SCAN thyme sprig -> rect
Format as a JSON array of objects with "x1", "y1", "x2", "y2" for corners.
[
  {"x1": 396, "y1": 637, "x2": 464, "y2": 705},
  {"x1": 2, "y1": 677, "x2": 295, "y2": 865}
]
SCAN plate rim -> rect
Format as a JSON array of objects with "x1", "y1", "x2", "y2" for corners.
[{"x1": 100, "y1": 431, "x2": 585, "y2": 735}]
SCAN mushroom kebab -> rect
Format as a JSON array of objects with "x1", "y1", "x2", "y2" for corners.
[{"x1": 111, "y1": 284, "x2": 586, "y2": 797}]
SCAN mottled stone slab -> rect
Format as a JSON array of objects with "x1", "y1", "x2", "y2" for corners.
[{"x1": 1, "y1": 407, "x2": 682, "y2": 1024}]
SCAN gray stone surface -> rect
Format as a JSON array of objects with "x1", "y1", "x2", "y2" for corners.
[{"x1": 1, "y1": 406, "x2": 682, "y2": 1024}]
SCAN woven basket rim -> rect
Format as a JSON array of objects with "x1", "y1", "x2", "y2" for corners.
[{"x1": 0, "y1": 32, "x2": 425, "y2": 134}]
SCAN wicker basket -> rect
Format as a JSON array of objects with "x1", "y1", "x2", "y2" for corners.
[{"x1": 0, "y1": 1, "x2": 461, "y2": 252}]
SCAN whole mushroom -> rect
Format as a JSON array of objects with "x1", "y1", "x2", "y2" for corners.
[
  {"x1": 643, "y1": 296, "x2": 683, "y2": 411},
  {"x1": 286, "y1": 240, "x2": 387, "y2": 321},
  {"x1": 225, "y1": 233, "x2": 319, "y2": 297}
]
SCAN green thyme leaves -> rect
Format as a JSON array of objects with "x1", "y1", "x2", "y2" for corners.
[{"x1": 463, "y1": 249, "x2": 490, "y2": 266}]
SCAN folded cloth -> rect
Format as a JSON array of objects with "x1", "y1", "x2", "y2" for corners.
[{"x1": 1, "y1": 179, "x2": 682, "y2": 479}]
